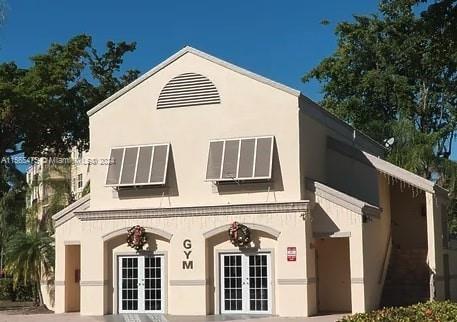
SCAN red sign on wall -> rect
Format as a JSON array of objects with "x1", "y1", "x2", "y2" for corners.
[{"x1": 287, "y1": 247, "x2": 297, "y2": 261}]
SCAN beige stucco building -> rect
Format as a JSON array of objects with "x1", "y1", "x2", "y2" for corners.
[{"x1": 52, "y1": 47, "x2": 457, "y2": 317}]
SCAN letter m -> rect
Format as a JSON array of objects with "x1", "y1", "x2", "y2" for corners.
[{"x1": 182, "y1": 261, "x2": 193, "y2": 269}]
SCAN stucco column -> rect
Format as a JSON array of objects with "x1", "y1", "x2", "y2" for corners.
[
  {"x1": 54, "y1": 232, "x2": 65, "y2": 313},
  {"x1": 80, "y1": 236, "x2": 105, "y2": 315},
  {"x1": 349, "y1": 224, "x2": 366, "y2": 313},
  {"x1": 275, "y1": 214, "x2": 310, "y2": 317},
  {"x1": 167, "y1": 231, "x2": 207, "y2": 315},
  {"x1": 305, "y1": 216, "x2": 317, "y2": 316},
  {"x1": 426, "y1": 191, "x2": 445, "y2": 300}
]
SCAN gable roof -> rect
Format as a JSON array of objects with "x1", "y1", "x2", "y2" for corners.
[
  {"x1": 86, "y1": 46, "x2": 386, "y2": 155},
  {"x1": 306, "y1": 179, "x2": 381, "y2": 218},
  {"x1": 87, "y1": 46, "x2": 300, "y2": 117},
  {"x1": 52, "y1": 194, "x2": 90, "y2": 227},
  {"x1": 327, "y1": 135, "x2": 443, "y2": 195},
  {"x1": 362, "y1": 151, "x2": 439, "y2": 194}
]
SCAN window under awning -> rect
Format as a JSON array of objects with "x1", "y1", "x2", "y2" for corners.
[{"x1": 106, "y1": 143, "x2": 170, "y2": 187}]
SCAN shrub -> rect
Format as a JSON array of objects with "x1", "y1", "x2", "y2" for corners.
[
  {"x1": 339, "y1": 301, "x2": 457, "y2": 322},
  {"x1": 0, "y1": 278, "x2": 15, "y2": 301},
  {"x1": 0, "y1": 278, "x2": 34, "y2": 302},
  {"x1": 13, "y1": 283, "x2": 34, "y2": 302}
]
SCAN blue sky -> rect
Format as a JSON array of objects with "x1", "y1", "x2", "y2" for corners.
[
  {"x1": 8, "y1": 1, "x2": 451, "y2": 170},
  {"x1": 1, "y1": 0, "x2": 380, "y2": 102}
]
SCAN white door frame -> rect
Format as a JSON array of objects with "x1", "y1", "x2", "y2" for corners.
[
  {"x1": 118, "y1": 254, "x2": 165, "y2": 313},
  {"x1": 219, "y1": 252, "x2": 272, "y2": 314}
]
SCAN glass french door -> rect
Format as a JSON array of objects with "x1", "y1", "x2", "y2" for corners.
[
  {"x1": 220, "y1": 253, "x2": 272, "y2": 314},
  {"x1": 118, "y1": 255, "x2": 164, "y2": 313}
]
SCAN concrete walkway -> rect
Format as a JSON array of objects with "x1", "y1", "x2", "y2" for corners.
[{"x1": 0, "y1": 313, "x2": 347, "y2": 322}]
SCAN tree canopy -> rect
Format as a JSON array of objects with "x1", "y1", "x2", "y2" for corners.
[
  {"x1": 304, "y1": 0, "x2": 457, "y2": 232},
  {"x1": 0, "y1": 34, "x2": 140, "y2": 279},
  {"x1": 0, "y1": 34, "x2": 139, "y2": 157},
  {"x1": 0, "y1": 33, "x2": 139, "y2": 235}
]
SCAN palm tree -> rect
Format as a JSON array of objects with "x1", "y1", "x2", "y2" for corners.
[
  {"x1": 3, "y1": 159, "x2": 72, "y2": 306},
  {"x1": 4, "y1": 230, "x2": 54, "y2": 306}
]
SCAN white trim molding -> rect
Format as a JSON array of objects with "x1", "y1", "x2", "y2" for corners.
[
  {"x1": 80, "y1": 280, "x2": 107, "y2": 287},
  {"x1": 169, "y1": 280, "x2": 207, "y2": 286},
  {"x1": 53, "y1": 194, "x2": 90, "y2": 228},
  {"x1": 203, "y1": 222, "x2": 281, "y2": 239},
  {"x1": 64, "y1": 240, "x2": 81, "y2": 245},
  {"x1": 277, "y1": 278, "x2": 316, "y2": 285},
  {"x1": 306, "y1": 179, "x2": 381, "y2": 218},
  {"x1": 77, "y1": 201, "x2": 310, "y2": 221},
  {"x1": 102, "y1": 226, "x2": 173, "y2": 242}
]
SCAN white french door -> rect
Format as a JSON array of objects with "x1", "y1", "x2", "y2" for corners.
[
  {"x1": 220, "y1": 253, "x2": 272, "y2": 314},
  {"x1": 118, "y1": 255, "x2": 164, "y2": 313}
]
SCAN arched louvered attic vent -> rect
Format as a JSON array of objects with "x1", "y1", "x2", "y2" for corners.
[{"x1": 157, "y1": 73, "x2": 221, "y2": 109}]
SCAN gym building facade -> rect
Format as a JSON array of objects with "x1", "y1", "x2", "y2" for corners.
[{"x1": 52, "y1": 47, "x2": 457, "y2": 317}]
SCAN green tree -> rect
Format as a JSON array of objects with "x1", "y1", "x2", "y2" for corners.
[
  {"x1": 3, "y1": 34, "x2": 140, "y2": 156},
  {"x1": 303, "y1": 0, "x2": 457, "y2": 234},
  {"x1": 4, "y1": 230, "x2": 53, "y2": 306},
  {"x1": 0, "y1": 34, "x2": 139, "y2": 303}
]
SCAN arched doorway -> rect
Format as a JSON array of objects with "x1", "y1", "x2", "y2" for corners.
[
  {"x1": 203, "y1": 223, "x2": 280, "y2": 315},
  {"x1": 102, "y1": 227, "x2": 172, "y2": 314}
]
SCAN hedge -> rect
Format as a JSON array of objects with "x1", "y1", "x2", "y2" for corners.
[
  {"x1": 0, "y1": 278, "x2": 34, "y2": 302},
  {"x1": 339, "y1": 301, "x2": 457, "y2": 322}
]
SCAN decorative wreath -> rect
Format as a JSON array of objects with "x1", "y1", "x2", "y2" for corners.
[
  {"x1": 228, "y1": 221, "x2": 251, "y2": 247},
  {"x1": 127, "y1": 225, "x2": 147, "y2": 251}
]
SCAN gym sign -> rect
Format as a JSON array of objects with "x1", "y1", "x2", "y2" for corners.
[{"x1": 183, "y1": 239, "x2": 193, "y2": 269}]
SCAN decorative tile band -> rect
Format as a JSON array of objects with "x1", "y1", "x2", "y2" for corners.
[
  {"x1": 277, "y1": 278, "x2": 316, "y2": 285},
  {"x1": 55, "y1": 280, "x2": 65, "y2": 286},
  {"x1": 169, "y1": 279, "x2": 207, "y2": 286},
  {"x1": 76, "y1": 201, "x2": 310, "y2": 221}
]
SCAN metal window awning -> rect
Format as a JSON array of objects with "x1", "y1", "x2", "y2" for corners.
[
  {"x1": 106, "y1": 143, "x2": 170, "y2": 187},
  {"x1": 205, "y1": 136, "x2": 274, "y2": 182}
]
